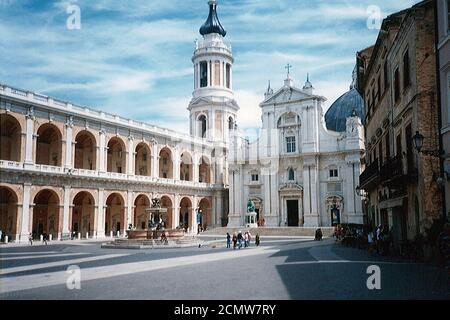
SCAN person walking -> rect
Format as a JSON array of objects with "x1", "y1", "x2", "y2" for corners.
[
  {"x1": 232, "y1": 232, "x2": 237, "y2": 250},
  {"x1": 247, "y1": 231, "x2": 252, "y2": 247},
  {"x1": 255, "y1": 234, "x2": 260, "y2": 246},
  {"x1": 28, "y1": 233, "x2": 33, "y2": 246},
  {"x1": 367, "y1": 229, "x2": 375, "y2": 255},
  {"x1": 244, "y1": 231, "x2": 249, "y2": 248},
  {"x1": 237, "y1": 231, "x2": 243, "y2": 249},
  {"x1": 43, "y1": 233, "x2": 48, "y2": 245},
  {"x1": 226, "y1": 232, "x2": 231, "y2": 248}
]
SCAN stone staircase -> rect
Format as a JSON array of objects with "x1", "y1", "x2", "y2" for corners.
[
  {"x1": 101, "y1": 236, "x2": 203, "y2": 249},
  {"x1": 201, "y1": 227, "x2": 335, "y2": 237}
]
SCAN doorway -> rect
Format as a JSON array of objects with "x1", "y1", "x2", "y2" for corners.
[{"x1": 287, "y1": 200, "x2": 299, "y2": 226}]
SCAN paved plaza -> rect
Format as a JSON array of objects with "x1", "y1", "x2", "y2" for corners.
[{"x1": 1, "y1": 236, "x2": 449, "y2": 300}]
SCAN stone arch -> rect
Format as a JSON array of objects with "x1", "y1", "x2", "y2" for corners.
[
  {"x1": 179, "y1": 197, "x2": 193, "y2": 231},
  {"x1": 74, "y1": 130, "x2": 97, "y2": 170},
  {"x1": 198, "y1": 155, "x2": 211, "y2": 183},
  {"x1": 72, "y1": 191, "x2": 96, "y2": 237},
  {"x1": 135, "y1": 142, "x2": 151, "y2": 176},
  {"x1": 32, "y1": 189, "x2": 61, "y2": 239},
  {"x1": 134, "y1": 194, "x2": 150, "y2": 230},
  {"x1": 0, "y1": 113, "x2": 22, "y2": 162},
  {"x1": 0, "y1": 186, "x2": 19, "y2": 240},
  {"x1": 105, "y1": 193, "x2": 126, "y2": 236},
  {"x1": 36, "y1": 123, "x2": 63, "y2": 166},
  {"x1": 159, "y1": 146, "x2": 173, "y2": 179},
  {"x1": 107, "y1": 136, "x2": 126, "y2": 173},
  {"x1": 180, "y1": 151, "x2": 193, "y2": 181},
  {"x1": 160, "y1": 195, "x2": 173, "y2": 229},
  {"x1": 197, "y1": 197, "x2": 212, "y2": 231},
  {"x1": 277, "y1": 111, "x2": 301, "y2": 128}
]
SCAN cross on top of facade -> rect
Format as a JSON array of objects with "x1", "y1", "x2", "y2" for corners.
[{"x1": 285, "y1": 63, "x2": 292, "y2": 77}]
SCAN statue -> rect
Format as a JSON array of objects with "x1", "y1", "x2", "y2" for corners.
[
  {"x1": 151, "y1": 198, "x2": 161, "y2": 208},
  {"x1": 247, "y1": 199, "x2": 255, "y2": 213}
]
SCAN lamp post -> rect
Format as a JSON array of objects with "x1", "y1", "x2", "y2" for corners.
[{"x1": 412, "y1": 131, "x2": 447, "y2": 221}]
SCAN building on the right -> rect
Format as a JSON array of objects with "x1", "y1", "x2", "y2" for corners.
[
  {"x1": 356, "y1": 0, "x2": 444, "y2": 252},
  {"x1": 436, "y1": 0, "x2": 450, "y2": 221}
]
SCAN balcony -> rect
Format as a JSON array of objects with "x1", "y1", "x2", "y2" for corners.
[
  {"x1": 359, "y1": 161, "x2": 380, "y2": 190},
  {"x1": 380, "y1": 156, "x2": 406, "y2": 187},
  {"x1": 0, "y1": 161, "x2": 221, "y2": 190}
]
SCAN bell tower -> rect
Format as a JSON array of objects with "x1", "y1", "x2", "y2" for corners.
[{"x1": 188, "y1": 0, "x2": 239, "y2": 142}]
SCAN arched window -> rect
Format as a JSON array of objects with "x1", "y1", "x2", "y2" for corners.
[
  {"x1": 200, "y1": 61, "x2": 208, "y2": 88},
  {"x1": 288, "y1": 168, "x2": 295, "y2": 181},
  {"x1": 198, "y1": 115, "x2": 207, "y2": 138},
  {"x1": 228, "y1": 117, "x2": 234, "y2": 130}
]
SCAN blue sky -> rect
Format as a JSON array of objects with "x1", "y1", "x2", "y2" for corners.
[{"x1": 0, "y1": 0, "x2": 420, "y2": 135}]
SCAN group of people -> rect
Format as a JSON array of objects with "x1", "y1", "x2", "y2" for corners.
[
  {"x1": 226, "y1": 231, "x2": 260, "y2": 249},
  {"x1": 28, "y1": 232, "x2": 49, "y2": 245}
]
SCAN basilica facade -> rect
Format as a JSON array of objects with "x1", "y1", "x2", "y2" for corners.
[
  {"x1": 227, "y1": 72, "x2": 366, "y2": 228},
  {"x1": 0, "y1": 0, "x2": 365, "y2": 242}
]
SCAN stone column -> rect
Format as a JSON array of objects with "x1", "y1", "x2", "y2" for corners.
[
  {"x1": 62, "y1": 186, "x2": 71, "y2": 238},
  {"x1": 24, "y1": 110, "x2": 35, "y2": 165},
  {"x1": 65, "y1": 118, "x2": 73, "y2": 168},
  {"x1": 127, "y1": 135, "x2": 134, "y2": 175},
  {"x1": 173, "y1": 148, "x2": 180, "y2": 180},
  {"x1": 303, "y1": 162, "x2": 320, "y2": 227},
  {"x1": 152, "y1": 143, "x2": 158, "y2": 178},
  {"x1": 96, "y1": 189, "x2": 105, "y2": 237},
  {"x1": 99, "y1": 129, "x2": 106, "y2": 172},
  {"x1": 193, "y1": 154, "x2": 199, "y2": 183},
  {"x1": 126, "y1": 190, "x2": 133, "y2": 231},
  {"x1": 192, "y1": 196, "x2": 198, "y2": 235},
  {"x1": 19, "y1": 183, "x2": 32, "y2": 242},
  {"x1": 173, "y1": 194, "x2": 180, "y2": 229}
]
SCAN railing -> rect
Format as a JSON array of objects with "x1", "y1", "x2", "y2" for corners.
[
  {"x1": 0, "y1": 160, "x2": 220, "y2": 189},
  {"x1": 380, "y1": 156, "x2": 404, "y2": 183},
  {"x1": 0, "y1": 83, "x2": 215, "y2": 148},
  {"x1": 359, "y1": 161, "x2": 379, "y2": 188}
]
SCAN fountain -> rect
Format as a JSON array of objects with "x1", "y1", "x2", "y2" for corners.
[
  {"x1": 102, "y1": 197, "x2": 202, "y2": 249},
  {"x1": 127, "y1": 198, "x2": 184, "y2": 240}
]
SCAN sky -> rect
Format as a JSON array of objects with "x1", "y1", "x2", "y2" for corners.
[{"x1": 0, "y1": 0, "x2": 420, "y2": 137}]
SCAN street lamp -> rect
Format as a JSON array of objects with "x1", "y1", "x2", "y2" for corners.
[
  {"x1": 412, "y1": 130, "x2": 442, "y2": 157},
  {"x1": 412, "y1": 131, "x2": 424, "y2": 153}
]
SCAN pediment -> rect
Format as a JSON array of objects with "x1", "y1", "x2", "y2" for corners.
[
  {"x1": 188, "y1": 96, "x2": 239, "y2": 110},
  {"x1": 261, "y1": 86, "x2": 315, "y2": 105}
]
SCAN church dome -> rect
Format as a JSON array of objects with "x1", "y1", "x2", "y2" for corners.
[
  {"x1": 325, "y1": 87, "x2": 364, "y2": 132},
  {"x1": 199, "y1": 0, "x2": 227, "y2": 37}
]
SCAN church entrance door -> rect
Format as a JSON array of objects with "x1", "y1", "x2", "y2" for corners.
[{"x1": 287, "y1": 200, "x2": 299, "y2": 227}]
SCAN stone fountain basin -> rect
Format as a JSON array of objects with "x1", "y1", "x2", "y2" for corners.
[{"x1": 127, "y1": 229, "x2": 184, "y2": 239}]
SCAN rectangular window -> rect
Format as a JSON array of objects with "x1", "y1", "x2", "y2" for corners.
[
  {"x1": 394, "y1": 67, "x2": 400, "y2": 102},
  {"x1": 396, "y1": 133, "x2": 402, "y2": 158},
  {"x1": 329, "y1": 169, "x2": 338, "y2": 178},
  {"x1": 378, "y1": 142, "x2": 383, "y2": 166},
  {"x1": 377, "y1": 76, "x2": 381, "y2": 102},
  {"x1": 226, "y1": 64, "x2": 231, "y2": 89},
  {"x1": 200, "y1": 61, "x2": 208, "y2": 88},
  {"x1": 405, "y1": 124, "x2": 413, "y2": 171},
  {"x1": 286, "y1": 136, "x2": 296, "y2": 153},
  {"x1": 403, "y1": 50, "x2": 410, "y2": 89},
  {"x1": 385, "y1": 132, "x2": 390, "y2": 160},
  {"x1": 251, "y1": 174, "x2": 259, "y2": 182},
  {"x1": 384, "y1": 61, "x2": 389, "y2": 92}
]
